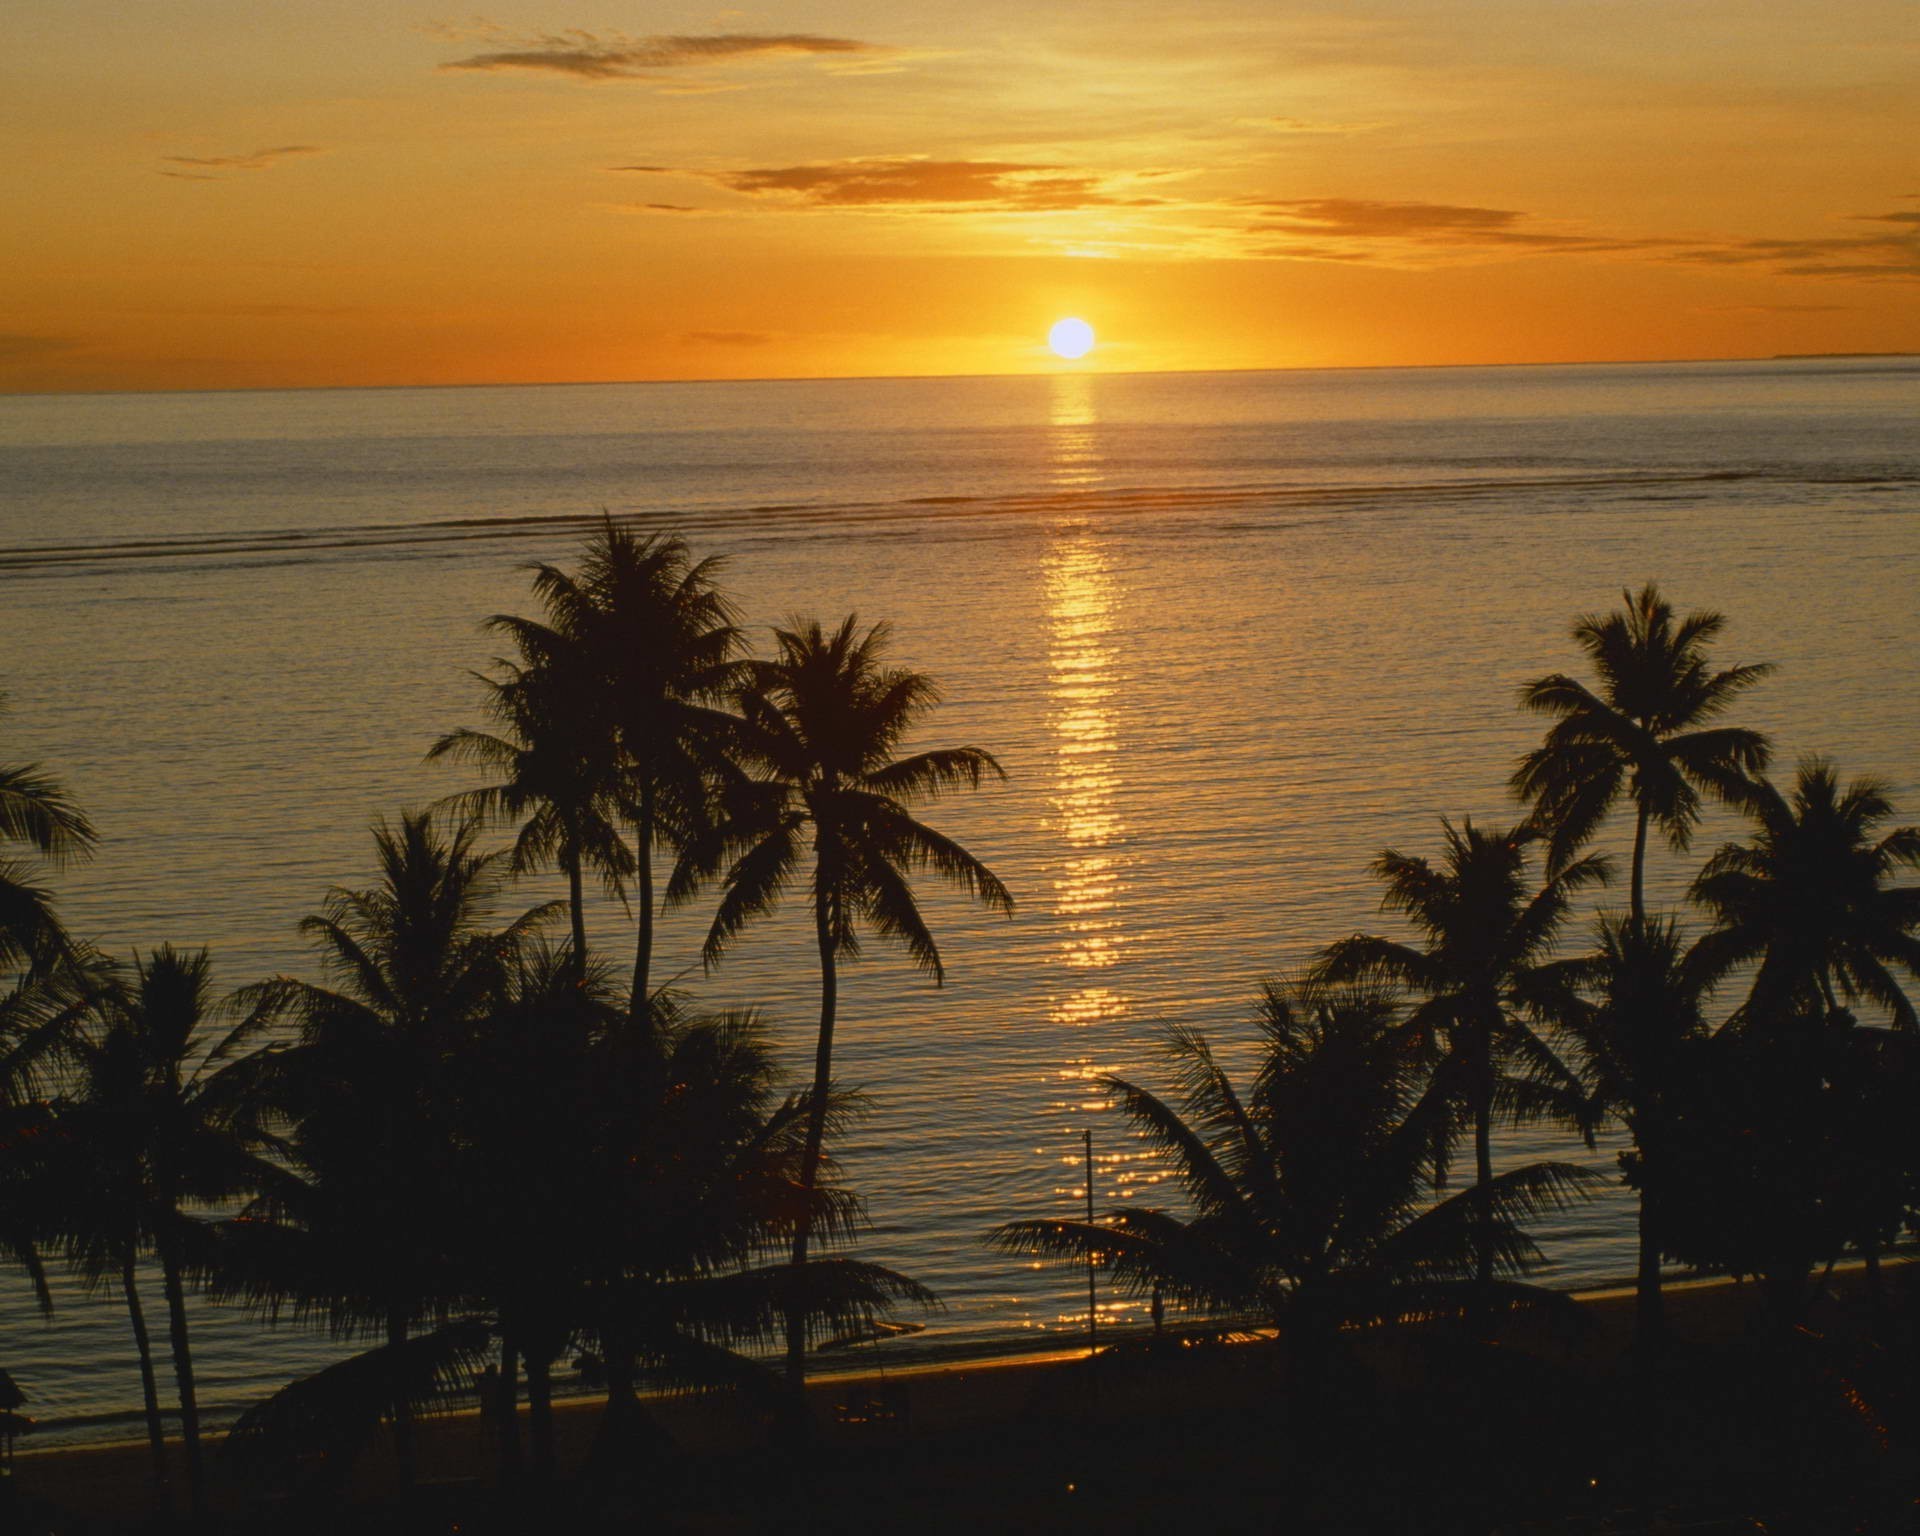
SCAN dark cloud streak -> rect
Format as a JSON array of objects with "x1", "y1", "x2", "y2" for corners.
[{"x1": 443, "y1": 32, "x2": 891, "y2": 80}]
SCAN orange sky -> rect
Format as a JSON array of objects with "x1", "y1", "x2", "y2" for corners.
[{"x1": 4, "y1": 1, "x2": 1917, "y2": 391}]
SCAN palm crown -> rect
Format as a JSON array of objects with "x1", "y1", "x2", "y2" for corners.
[
  {"x1": 1512, "y1": 582, "x2": 1771, "y2": 924},
  {"x1": 1690, "y1": 759, "x2": 1920, "y2": 1028},
  {"x1": 703, "y1": 615, "x2": 1012, "y2": 974},
  {"x1": 992, "y1": 979, "x2": 1598, "y2": 1336}
]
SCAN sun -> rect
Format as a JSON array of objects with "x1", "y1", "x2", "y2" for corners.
[{"x1": 1048, "y1": 317, "x2": 1096, "y2": 361}]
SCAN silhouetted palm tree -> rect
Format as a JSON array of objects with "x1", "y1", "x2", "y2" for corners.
[
  {"x1": 60, "y1": 947, "x2": 277, "y2": 1518},
  {"x1": 991, "y1": 978, "x2": 1599, "y2": 1345},
  {"x1": 0, "y1": 694, "x2": 98, "y2": 969},
  {"x1": 1554, "y1": 914, "x2": 1710, "y2": 1346},
  {"x1": 702, "y1": 616, "x2": 1011, "y2": 1385},
  {"x1": 1690, "y1": 759, "x2": 1920, "y2": 1028},
  {"x1": 0, "y1": 710, "x2": 99, "y2": 1330},
  {"x1": 560, "y1": 524, "x2": 748, "y2": 1025},
  {"x1": 229, "y1": 811, "x2": 549, "y2": 1484},
  {"x1": 1314, "y1": 820, "x2": 1606, "y2": 1301},
  {"x1": 1512, "y1": 583, "x2": 1771, "y2": 927},
  {"x1": 431, "y1": 610, "x2": 630, "y2": 971}
]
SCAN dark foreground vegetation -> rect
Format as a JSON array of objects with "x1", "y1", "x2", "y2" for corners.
[{"x1": 4, "y1": 540, "x2": 1919, "y2": 1531}]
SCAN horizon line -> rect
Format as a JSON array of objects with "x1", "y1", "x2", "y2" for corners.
[{"x1": 2, "y1": 350, "x2": 1915, "y2": 402}]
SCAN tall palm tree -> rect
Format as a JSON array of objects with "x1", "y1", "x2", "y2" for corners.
[
  {"x1": 991, "y1": 978, "x2": 1599, "y2": 1345},
  {"x1": 702, "y1": 616, "x2": 1011, "y2": 1385},
  {"x1": 1690, "y1": 759, "x2": 1920, "y2": 1028},
  {"x1": 430, "y1": 609, "x2": 630, "y2": 972},
  {"x1": 1554, "y1": 914, "x2": 1710, "y2": 1347},
  {"x1": 60, "y1": 946, "x2": 278, "y2": 1519},
  {"x1": 1314, "y1": 819, "x2": 1606, "y2": 1302},
  {"x1": 1512, "y1": 583, "x2": 1772, "y2": 927},
  {"x1": 561, "y1": 523, "x2": 748, "y2": 1026}
]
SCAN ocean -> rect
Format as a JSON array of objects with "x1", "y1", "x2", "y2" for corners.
[{"x1": 3, "y1": 358, "x2": 1918, "y2": 1442}]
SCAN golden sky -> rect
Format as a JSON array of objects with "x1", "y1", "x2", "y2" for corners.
[{"x1": 5, "y1": 1, "x2": 1918, "y2": 390}]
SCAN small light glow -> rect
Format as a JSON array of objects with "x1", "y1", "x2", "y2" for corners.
[{"x1": 1048, "y1": 317, "x2": 1096, "y2": 360}]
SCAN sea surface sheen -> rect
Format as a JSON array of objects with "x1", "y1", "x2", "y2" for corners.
[{"x1": 3, "y1": 359, "x2": 1918, "y2": 1439}]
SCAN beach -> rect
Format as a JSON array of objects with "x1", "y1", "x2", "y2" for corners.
[{"x1": 10, "y1": 1267, "x2": 1910, "y2": 1532}]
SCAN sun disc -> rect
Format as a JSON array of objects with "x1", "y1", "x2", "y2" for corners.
[{"x1": 1048, "y1": 317, "x2": 1095, "y2": 361}]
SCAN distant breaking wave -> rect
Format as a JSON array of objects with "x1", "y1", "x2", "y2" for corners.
[{"x1": 5, "y1": 466, "x2": 1907, "y2": 576}]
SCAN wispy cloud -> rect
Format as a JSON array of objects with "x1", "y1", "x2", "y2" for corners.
[
  {"x1": 1661, "y1": 210, "x2": 1920, "y2": 282},
  {"x1": 159, "y1": 145, "x2": 325, "y2": 178},
  {"x1": 1249, "y1": 116, "x2": 1385, "y2": 135},
  {"x1": 1254, "y1": 198, "x2": 1632, "y2": 249},
  {"x1": 629, "y1": 158, "x2": 1168, "y2": 213},
  {"x1": 0, "y1": 333, "x2": 80, "y2": 364},
  {"x1": 681, "y1": 330, "x2": 773, "y2": 347},
  {"x1": 1699, "y1": 302, "x2": 1855, "y2": 314},
  {"x1": 441, "y1": 29, "x2": 895, "y2": 80}
]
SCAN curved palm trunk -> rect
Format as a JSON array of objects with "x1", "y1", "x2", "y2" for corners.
[
  {"x1": 121, "y1": 1249, "x2": 171, "y2": 1505},
  {"x1": 157, "y1": 1237, "x2": 204, "y2": 1517},
  {"x1": 386, "y1": 1306, "x2": 415, "y2": 1487},
  {"x1": 1630, "y1": 800, "x2": 1651, "y2": 931},
  {"x1": 786, "y1": 892, "x2": 839, "y2": 1393},
  {"x1": 631, "y1": 781, "x2": 654, "y2": 1029}
]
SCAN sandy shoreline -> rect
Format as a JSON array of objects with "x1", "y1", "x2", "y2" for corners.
[{"x1": 9, "y1": 1267, "x2": 1876, "y2": 1527}]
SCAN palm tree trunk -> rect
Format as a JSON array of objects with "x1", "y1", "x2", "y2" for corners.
[
  {"x1": 565, "y1": 846, "x2": 588, "y2": 979},
  {"x1": 1471, "y1": 1017, "x2": 1495, "y2": 1336},
  {"x1": 157, "y1": 1237, "x2": 204, "y2": 1518},
  {"x1": 387, "y1": 1306, "x2": 415, "y2": 1487},
  {"x1": 1817, "y1": 969, "x2": 1841, "y2": 1015},
  {"x1": 525, "y1": 1346, "x2": 555, "y2": 1486},
  {"x1": 631, "y1": 780, "x2": 654, "y2": 1028},
  {"x1": 1630, "y1": 800, "x2": 1651, "y2": 931},
  {"x1": 1634, "y1": 1185, "x2": 1666, "y2": 1349},
  {"x1": 121, "y1": 1249, "x2": 171, "y2": 1505},
  {"x1": 786, "y1": 891, "x2": 839, "y2": 1391},
  {"x1": 495, "y1": 1335, "x2": 521, "y2": 1482}
]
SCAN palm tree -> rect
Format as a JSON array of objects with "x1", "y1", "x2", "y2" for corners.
[
  {"x1": 702, "y1": 616, "x2": 1011, "y2": 1386},
  {"x1": 1314, "y1": 819, "x2": 1606, "y2": 1303},
  {"x1": 1690, "y1": 759, "x2": 1920, "y2": 1028},
  {"x1": 430, "y1": 608, "x2": 630, "y2": 972},
  {"x1": 1554, "y1": 914, "x2": 1710, "y2": 1347},
  {"x1": 1512, "y1": 583, "x2": 1772, "y2": 927},
  {"x1": 59, "y1": 946, "x2": 278, "y2": 1519},
  {"x1": 561, "y1": 523, "x2": 748, "y2": 1025},
  {"x1": 0, "y1": 693, "x2": 98, "y2": 969},
  {"x1": 991, "y1": 978, "x2": 1599, "y2": 1348},
  {"x1": 0, "y1": 706, "x2": 99, "y2": 1350},
  {"x1": 227, "y1": 811, "x2": 549, "y2": 1485}
]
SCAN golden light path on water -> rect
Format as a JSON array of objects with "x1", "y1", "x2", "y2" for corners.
[{"x1": 1039, "y1": 373, "x2": 1160, "y2": 1334}]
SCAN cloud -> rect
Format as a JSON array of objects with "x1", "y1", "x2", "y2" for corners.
[
  {"x1": 0, "y1": 333, "x2": 80, "y2": 364},
  {"x1": 1255, "y1": 198, "x2": 1611, "y2": 248},
  {"x1": 1662, "y1": 212, "x2": 1920, "y2": 282},
  {"x1": 682, "y1": 330, "x2": 772, "y2": 347},
  {"x1": 1250, "y1": 116, "x2": 1384, "y2": 135},
  {"x1": 1699, "y1": 303, "x2": 1855, "y2": 314},
  {"x1": 441, "y1": 30, "x2": 894, "y2": 80},
  {"x1": 635, "y1": 158, "x2": 1168, "y2": 213},
  {"x1": 159, "y1": 145, "x2": 324, "y2": 177}
]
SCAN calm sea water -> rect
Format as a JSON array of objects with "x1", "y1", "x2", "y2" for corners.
[{"x1": 4, "y1": 359, "x2": 1918, "y2": 1441}]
